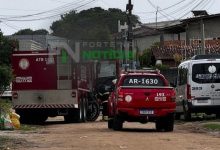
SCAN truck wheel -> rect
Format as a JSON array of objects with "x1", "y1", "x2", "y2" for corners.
[
  {"x1": 81, "y1": 98, "x2": 87, "y2": 122},
  {"x1": 183, "y1": 102, "x2": 191, "y2": 121},
  {"x1": 108, "y1": 118, "x2": 113, "y2": 129},
  {"x1": 156, "y1": 114, "x2": 174, "y2": 132},
  {"x1": 113, "y1": 116, "x2": 123, "y2": 131},
  {"x1": 156, "y1": 118, "x2": 164, "y2": 131},
  {"x1": 87, "y1": 102, "x2": 100, "y2": 121},
  {"x1": 64, "y1": 108, "x2": 82, "y2": 123},
  {"x1": 164, "y1": 114, "x2": 174, "y2": 132}
]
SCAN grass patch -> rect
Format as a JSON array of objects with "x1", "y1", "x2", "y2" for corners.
[
  {"x1": 0, "y1": 99, "x2": 12, "y2": 114},
  {"x1": 20, "y1": 124, "x2": 39, "y2": 131},
  {"x1": 203, "y1": 123, "x2": 220, "y2": 131}
]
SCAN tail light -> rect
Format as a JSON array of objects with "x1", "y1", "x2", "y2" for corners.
[
  {"x1": 117, "y1": 90, "x2": 124, "y2": 101},
  {"x1": 170, "y1": 90, "x2": 176, "y2": 102},
  {"x1": 186, "y1": 84, "x2": 191, "y2": 100},
  {"x1": 12, "y1": 92, "x2": 18, "y2": 99},
  {"x1": 171, "y1": 96, "x2": 176, "y2": 102}
]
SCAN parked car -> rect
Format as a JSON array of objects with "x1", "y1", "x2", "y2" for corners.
[{"x1": 108, "y1": 69, "x2": 176, "y2": 131}]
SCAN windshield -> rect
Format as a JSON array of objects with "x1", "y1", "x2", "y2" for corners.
[
  {"x1": 192, "y1": 63, "x2": 220, "y2": 83},
  {"x1": 122, "y1": 75, "x2": 165, "y2": 86}
]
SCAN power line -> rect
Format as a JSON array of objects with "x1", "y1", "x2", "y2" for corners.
[
  {"x1": 179, "y1": 0, "x2": 206, "y2": 19},
  {"x1": 0, "y1": 0, "x2": 86, "y2": 20},
  {"x1": 1, "y1": 22, "x2": 20, "y2": 31},
  {"x1": 135, "y1": 0, "x2": 187, "y2": 14},
  {"x1": 143, "y1": 0, "x2": 204, "y2": 22},
  {"x1": 1, "y1": 0, "x2": 97, "y2": 22}
]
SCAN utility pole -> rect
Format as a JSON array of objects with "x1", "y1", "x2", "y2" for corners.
[
  {"x1": 156, "y1": 6, "x2": 159, "y2": 29},
  {"x1": 200, "y1": 19, "x2": 205, "y2": 55},
  {"x1": 126, "y1": 0, "x2": 133, "y2": 69}
]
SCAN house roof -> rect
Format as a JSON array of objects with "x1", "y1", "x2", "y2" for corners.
[
  {"x1": 181, "y1": 13, "x2": 220, "y2": 23},
  {"x1": 133, "y1": 26, "x2": 161, "y2": 38}
]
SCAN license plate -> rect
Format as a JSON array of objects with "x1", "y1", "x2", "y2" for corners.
[{"x1": 140, "y1": 109, "x2": 154, "y2": 115}]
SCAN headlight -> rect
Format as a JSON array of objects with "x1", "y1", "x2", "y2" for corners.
[{"x1": 125, "y1": 95, "x2": 132, "y2": 103}]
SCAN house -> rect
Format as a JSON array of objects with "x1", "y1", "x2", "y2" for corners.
[{"x1": 120, "y1": 11, "x2": 220, "y2": 67}]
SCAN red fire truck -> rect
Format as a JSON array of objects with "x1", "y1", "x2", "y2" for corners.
[{"x1": 12, "y1": 43, "x2": 98, "y2": 124}]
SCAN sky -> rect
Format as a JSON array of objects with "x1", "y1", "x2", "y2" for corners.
[{"x1": 0, "y1": 0, "x2": 220, "y2": 35}]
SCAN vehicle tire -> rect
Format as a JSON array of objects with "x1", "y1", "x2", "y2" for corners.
[
  {"x1": 113, "y1": 115, "x2": 123, "y2": 131},
  {"x1": 183, "y1": 102, "x2": 191, "y2": 121},
  {"x1": 81, "y1": 98, "x2": 87, "y2": 122},
  {"x1": 64, "y1": 110, "x2": 76, "y2": 123},
  {"x1": 87, "y1": 102, "x2": 100, "y2": 121},
  {"x1": 156, "y1": 118, "x2": 164, "y2": 131},
  {"x1": 64, "y1": 100, "x2": 84, "y2": 123},
  {"x1": 108, "y1": 118, "x2": 113, "y2": 129},
  {"x1": 164, "y1": 114, "x2": 174, "y2": 132}
]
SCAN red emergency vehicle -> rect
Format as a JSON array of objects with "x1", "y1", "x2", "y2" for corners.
[
  {"x1": 108, "y1": 69, "x2": 176, "y2": 131},
  {"x1": 12, "y1": 47, "x2": 96, "y2": 124}
]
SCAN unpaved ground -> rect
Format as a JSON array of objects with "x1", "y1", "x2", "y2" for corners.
[{"x1": 0, "y1": 117, "x2": 220, "y2": 150}]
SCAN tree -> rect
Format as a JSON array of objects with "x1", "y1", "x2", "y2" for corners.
[
  {"x1": 50, "y1": 7, "x2": 140, "y2": 40},
  {"x1": 173, "y1": 53, "x2": 182, "y2": 66},
  {"x1": 0, "y1": 65, "x2": 13, "y2": 94},
  {"x1": 0, "y1": 31, "x2": 14, "y2": 93},
  {"x1": 14, "y1": 29, "x2": 49, "y2": 35},
  {"x1": 138, "y1": 49, "x2": 155, "y2": 67}
]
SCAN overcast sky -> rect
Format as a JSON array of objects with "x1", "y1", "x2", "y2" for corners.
[{"x1": 0, "y1": 0, "x2": 219, "y2": 35}]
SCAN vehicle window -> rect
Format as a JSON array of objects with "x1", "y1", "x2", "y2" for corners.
[
  {"x1": 178, "y1": 67, "x2": 188, "y2": 86},
  {"x1": 122, "y1": 75, "x2": 165, "y2": 86},
  {"x1": 192, "y1": 63, "x2": 220, "y2": 83}
]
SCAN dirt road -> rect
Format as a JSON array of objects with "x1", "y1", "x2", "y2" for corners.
[{"x1": 0, "y1": 117, "x2": 220, "y2": 150}]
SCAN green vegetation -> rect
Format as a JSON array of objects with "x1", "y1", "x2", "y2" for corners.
[
  {"x1": 0, "y1": 31, "x2": 15, "y2": 93},
  {"x1": 203, "y1": 123, "x2": 220, "y2": 131},
  {"x1": 138, "y1": 48, "x2": 154, "y2": 67},
  {"x1": 0, "y1": 99, "x2": 12, "y2": 114},
  {"x1": 13, "y1": 29, "x2": 49, "y2": 35},
  {"x1": 50, "y1": 7, "x2": 140, "y2": 40},
  {"x1": 19, "y1": 124, "x2": 40, "y2": 131}
]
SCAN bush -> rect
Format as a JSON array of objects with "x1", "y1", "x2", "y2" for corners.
[
  {"x1": 0, "y1": 99, "x2": 12, "y2": 114},
  {"x1": 0, "y1": 65, "x2": 13, "y2": 94}
]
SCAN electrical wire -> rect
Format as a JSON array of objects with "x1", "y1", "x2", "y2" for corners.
[
  {"x1": 1, "y1": 0, "x2": 97, "y2": 22},
  {"x1": 143, "y1": 0, "x2": 204, "y2": 22},
  {"x1": 179, "y1": 0, "x2": 206, "y2": 19},
  {"x1": 0, "y1": 0, "x2": 86, "y2": 20},
  {"x1": 1, "y1": 22, "x2": 20, "y2": 31}
]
